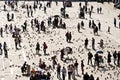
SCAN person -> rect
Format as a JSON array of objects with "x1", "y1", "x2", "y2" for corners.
[
  {"x1": 24, "y1": 20, "x2": 27, "y2": 31},
  {"x1": 68, "y1": 32, "x2": 72, "y2": 43},
  {"x1": 62, "y1": 66, "x2": 66, "y2": 80},
  {"x1": 43, "y1": 42, "x2": 48, "y2": 55},
  {"x1": 0, "y1": 43, "x2": 2, "y2": 55},
  {"x1": 11, "y1": 13, "x2": 14, "y2": 20},
  {"x1": 89, "y1": 10, "x2": 92, "y2": 18},
  {"x1": 31, "y1": 10, "x2": 33, "y2": 17},
  {"x1": 114, "y1": 18, "x2": 116, "y2": 27},
  {"x1": 0, "y1": 27, "x2": 3, "y2": 37},
  {"x1": 113, "y1": 50, "x2": 117, "y2": 65},
  {"x1": 100, "y1": 39, "x2": 104, "y2": 49},
  {"x1": 67, "y1": 65, "x2": 72, "y2": 80},
  {"x1": 44, "y1": 6, "x2": 46, "y2": 13},
  {"x1": 97, "y1": 7, "x2": 99, "y2": 14},
  {"x1": 88, "y1": 51, "x2": 93, "y2": 65},
  {"x1": 63, "y1": 22, "x2": 66, "y2": 29},
  {"x1": 36, "y1": 42, "x2": 40, "y2": 54},
  {"x1": 79, "y1": 2, "x2": 81, "y2": 8},
  {"x1": 21, "y1": 61, "x2": 27, "y2": 73},
  {"x1": 60, "y1": 48, "x2": 64, "y2": 60},
  {"x1": 57, "y1": 64, "x2": 61, "y2": 79},
  {"x1": 83, "y1": 72, "x2": 89, "y2": 80},
  {"x1": 84, "y1": 38, "x2": 88, "y2": 49},
  {"x1": 107, "y1": 51, "x2": 111, "y2": 64},
  {"x1": 65, "y1": 32, "x2": 69, "y2": 42},
  {"x1": 3, "y1": 4, "x2": 6, "y2": 11},
  {"x1": 96, "y1": 77, "x2": 99, "y2": 80},
  {"x1": 92, "y1": 38, "x2": 95, "y2": 50},
  {"x1": 108, "y1": 26, "x2": 110, "y2": 33},
  {"x1": 5, "y1": 24, "x2": 8, "y2": 34},
  {"x1": 89, "y1": 20, "x2": 91, "y2": 28},
  {"x1": 98, "y1": 22, "x2": 101, "y2": 31},
  {"x1": 81, "y1": 21, "x2": 84, "y2": 28},
  {"x1": 91, "y1": 5, "x2": 93, "y2": 12},
  {"x1": 14, "y1": 36, "x2": 19, "y2": 50},
  {"x1": 7, "y1": 12, "x2": 10, "y2": 21},
  {"x1": 27, "y1": 9, "x2": 29, "y2": 17},
  {"x1": 94, "y1": 53, "x2": 99, "y2": 68},
  {"x1": 99, "y1": 7, "x2": 102, "y2": 13},
  {"x1": 72, "y1": 66, "x2": 76, "y2": 80},
  {"x1": 81, "y1": 60, "x2": 84, "y2": 74},
  {"x1": 89, "y1": 74, "x2": 94, "y2": 80},
  {"x1": 119, "y1": 22, "x2": 120, "y2": 29},
  {"x1": 3, "y1": 42, "x2": 8, "y2": 58},
  {"x1": 117, "y1": 51, "x2": 120, "y2": 66},
  {"x1": 77, "y1": 23, "x2": 80, "y2": 32},
  {"x1": 74, "y1": 60, "x2": 79, "y2": 75}
]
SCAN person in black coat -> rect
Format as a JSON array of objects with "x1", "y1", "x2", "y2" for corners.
[
  {"x1": 107, "y1": 51, "x2": 111, "y2": 64},
  {"x1": 84, "y1": 38, "x2": 88, "y2": 49},
  {"x1": 36, "y1": 42, "x2": 40, "y2": 54},
  {"x1": 7, "y1": 13, "x2": 10, "y2": 21},
  {"x1": 117, "y1": 51, "x2": 120, "y2": 66},
  {"x1": 113, "y1": 50, "x2": 117, "y2": 65},
  {"x1": 89, "y1": 74, "x2": 94, "y2": 80},
  {"x1": 92, "y1": 38, "x2": 95, "y2": 50},
  {"x1": 88, "y1": 51, "x2": 93, "y2": 65},
  {"x1": 83, "y1": 72, "x2": 89, "y2": 80}
]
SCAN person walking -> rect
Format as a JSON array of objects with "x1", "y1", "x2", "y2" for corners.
[
  {"x1": 92, "y1": 38, "x2": 95, "y2": 50},
  {"x1": 98, "y1": 22, "x2": 101, "y2": 31},
  {"x1": 74, "y1": 60, "x2": 79, "y2": 75},
  {"x1": 107, "y1": 51, "x2": 112, "y2": 64},
  {"x1": 117, "y1": 51, "x2": 120, "y2": 66},
  {"x1": 0, "y1": 27, "x2": 3, "y2": 37},
  {"x1": 113, "y1": 50, "x2": 117, "y2": 65},
  {"x1": 84, "y1": 38, "x2": 88, "y2": 49},
  {"x1": 62, "y1": 66, "x2": 66, "y2": 80},
  {"x1": 0, "y1": 43, "x2": 2, "y2": 55},
  {"x1": 14, "y1": 36, "x2": 19, "y2": 50},
  {"x1": 3, "y1": 42, "x2": 8, "y2": 58},
  {"x1": 43, "y1": 42, "x2": 48, "y2": 55},
  {"x1": 57, "y1": 64, "x2": 61, "y2": 79},
  {"x1": 114, "y1": 18, "x2": 116, "y2": 27},
  {"x1": 77, "y1": 23, "x2": 80, "y2": 32},
  {"x1": 36, "y1": 42, "x2": 40, "y2": 54},
  {"x1": 81, "y1": 60, "x2": 84, "y2": 75},
  {"x1": 88, "y1": 51, "x2": 93, "y2": 65}
]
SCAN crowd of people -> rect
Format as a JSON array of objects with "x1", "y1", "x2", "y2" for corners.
[{"x1": 0, "y1": 0, "x2": 120, "y2": 80}]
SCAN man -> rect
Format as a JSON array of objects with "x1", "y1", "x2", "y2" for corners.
[
  {"x1": 88, "y1": 51, "x2": 93, "y2": 65},
  {"x1": 0, "y1": 43, "x2": 2, "y2": 55},
  {"x1": 14, "y1": 36, "x2": 19, "y2": 50},
  {"x1": 0, "y1": 27, "x2": 3, "y2": 37},
  {"x1": 74, "y1": 60, "x2": 79, "y2": 75},
  {"x1": 36, "y1": 42, "x2": 40, "y2": 54},
  {"x1": 117, "y1": 51, "x2": 120, "y2": 66},
  {"x1": 113, "y1": 50, "x2": 117, "y2": 65},
  {"x1": 92, "y1": 38, "x2": 95, "y2": 50},
  {"x1": 65, "y1": 32, "x2": 69, "y2": 42},
  {"x1": 7, "y1": 13, "x2": 10, "y2": 21},
  {"x1": 62, "y1": 66, "x2": 66, "y2": 80},
  {"x1": 84, "y1": 38, "x2": 88, "y2": 49},
  {"x1": 114, "y1": 18, "x2": 116, "y2": 27},
  {"x1": 57, "y1": 64, "x2": 61, "y2": 79},
  {"x1": 98, "y1": 22, "x2": 101, "y2": 31},
  {"x1": 77, "y1": 23, "x2": 80, "y2": 32},
  {"x1": 43, "y1": 42, "x2": 48, "y2": 55},
  {"x1": 3, "y1": 42, "x2": 8, "y2": 58}
]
